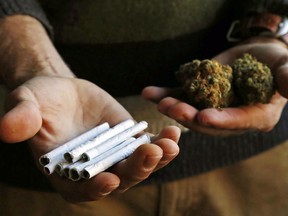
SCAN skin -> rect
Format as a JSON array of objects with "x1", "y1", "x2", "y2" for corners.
[
  {"x1": 142, "y1": 37, "x2": 288, "y2": 136},
  {"x1": 0, "y1": 15, "x2": 180, "y2": 202}
]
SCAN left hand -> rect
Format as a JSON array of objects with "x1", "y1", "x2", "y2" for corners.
[{"x1": 142, "y1": 37, "x2": 288, "y2": 136}]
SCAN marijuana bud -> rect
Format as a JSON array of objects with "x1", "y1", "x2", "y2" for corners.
[
  {"x1": 232, "y1": 53, "x2": 275, "y2": 105},
  {"x1": 175, "y1": 53, "x2": 275, "y2": 109},
  {"x1": 175, "y1": 59, "x2": 234, "y2": 109}
]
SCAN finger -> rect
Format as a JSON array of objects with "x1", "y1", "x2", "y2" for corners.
[
  {"x1": 151, "y1": 125, "x2": 181, "y2": 143},
  {"x1": 158, "y1": 105, "x2": 246, "y2": 135},
  {"x1": 151, "y1": 126, "x2": 180, "y2": 171},
  {"x1": 156, "y1": 97, "x2": 247, "y2": 134},
  {"x1": 142, "y1": 86, "x2": 182, "y2": 103},
  {"x1": 111, "y1": 143, "x2": 163, "y2": 192},
  {"x1": 51, "y1": 172, "x2": 120, "y2": 202},
  {"x1": 0, "y1": 99, "x2": 42, "y2": 143},
  {"x1": 275, "y1": 63, "x2": 288, "y2": 98},
  {"x1": 77, "y1": 172, "x2": 120, "y2": 202},
  {"x1": 157, "y1": 97, "x2": 199, "y2": 128},
  {"x1": 111, "y1": 126, "x2": 180, "y2": 192},
  {"x1": 151, "y1": 138, "x2": 179, "y2": 171},
  {"x1": 197, "y1": 93, "x2": 287, "y2": 131},
  {"x1": 156, "y1": 97, "x2": 221, "y2": 132}
]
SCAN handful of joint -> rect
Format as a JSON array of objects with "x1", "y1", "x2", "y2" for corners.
[{"x1": 39, "y1": 119, "x2": 150, "y2": 181}]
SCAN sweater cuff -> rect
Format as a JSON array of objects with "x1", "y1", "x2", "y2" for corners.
[{"x1": 0, "y1": 0, "x2": 53, "y2": 38}]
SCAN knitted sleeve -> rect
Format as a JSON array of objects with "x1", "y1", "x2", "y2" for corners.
[
  {"x1": 0, "y1": 0, "x2": 53, "y2": 37},
  {"x1": 233, "y1": 0, "x2": 288, "y2": 17}
]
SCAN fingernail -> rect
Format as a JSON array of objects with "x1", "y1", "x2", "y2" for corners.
[
  {"x1": 117, "y1": 188, "x2": 129, "y2": 194},
  {"x1": 99, "y1": 191, "x2": 112, "y2": 197},
  {"x1": 99, "y1": 185, "x2": 118, "y2": 196}
]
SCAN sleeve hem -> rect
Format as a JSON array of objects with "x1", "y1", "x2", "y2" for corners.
[{"x1": 0, "y1": 0, "x2": 53, "y2": 38}]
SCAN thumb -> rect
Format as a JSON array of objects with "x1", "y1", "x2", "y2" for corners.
[
  {"x1": 142, "y1": 86, "x2": 182, "y2": 103},
  {"x1": 275, "y1": 64, "x2": 288, "y2": 99},
  {"x1": 0, "y1": 88, "x2": 42, "y2": 143}
]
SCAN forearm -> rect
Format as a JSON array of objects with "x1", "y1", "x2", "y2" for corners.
[{"x1": 0, "y1": 15, "x2": 74, "y2": 89}]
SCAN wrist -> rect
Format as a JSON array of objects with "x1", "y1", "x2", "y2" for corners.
[{"x1": 0, "y1": 15, "x2": 75, "y2": 89}]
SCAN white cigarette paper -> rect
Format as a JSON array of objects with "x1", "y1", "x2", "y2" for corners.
[
  {"x1": 58, "y1": 160, "x2": 84, "y2": 179},
  {"x1": 69, "y1": 137, "x2": 136, "y2": 181},
  {"x1": 82, "y1": 134, "x2": 151, "y2": 179},
  {"x1": 55, "y1": 161, "x2": 71, "y2": 176},
  {"x1": 44, "y1": 157, "x2": 67, "y2": 175},
  {"x1": 39, "y1": 122, "x2": 110, "y2": 166},
  {"x1": 62, "y1": 160, "x2": 84, "y2": 180},
  {"x1": 82, "y1": 121, "x2": 148, "y2": 161},
  {"x1": 65, "y1": 119, "x2": 135, "y2": 163}
]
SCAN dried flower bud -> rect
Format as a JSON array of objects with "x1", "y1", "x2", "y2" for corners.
[
  {"x1": 232, "y1": 53, "x2": 275, "y2": 105},
  {"x1": 175, "y1": 53, "x2": 275, "y2": 109},
  {"x1": 176, "y1": 59, "x2": 234, "y2": 109}
]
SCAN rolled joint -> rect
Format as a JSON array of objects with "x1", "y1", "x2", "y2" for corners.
[
  {"x1": 70, "y1": 169, "x2": 81, "y2": 181},
  {"x1": 82, "y1": 153, "x2": 89, "y2": 161},
  {"x1": 82, "y1": 170, "x2": 90, "y2": 179},
  {"x1": 64, "y1": 153, "x2": 73, "y2": 163},
  {"x1": 44, "y1": 167, "x2": 52, "y2": 175},
  {"x1": 39, "y1": 157, "x2": 50, "y2": 166}
]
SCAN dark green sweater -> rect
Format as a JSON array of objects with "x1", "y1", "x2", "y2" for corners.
[{"x1": 0, "y1": 0, "x2": 288, "y2": 191}]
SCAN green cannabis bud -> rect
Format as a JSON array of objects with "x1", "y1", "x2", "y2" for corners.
[
  {"x1": 232, "y1": 53, "x2": 275, "y2": 105},
  {"x1": 175, "y1": 59, "x2": 234, "y2": 109},
  {"x1": 175, "y1": 53, "x2": 275, "y2": 109}
]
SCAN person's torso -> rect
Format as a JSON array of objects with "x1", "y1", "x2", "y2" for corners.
[{"x1": 39, "y1": 0, "x2": 231, "y2": 96}]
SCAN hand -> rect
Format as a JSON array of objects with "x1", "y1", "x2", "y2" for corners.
[
  {"x1": 0, "y1": 76, "x2": 180, "y2": 202},
  {"x1": 142, "y1": 37, "x2": 287, "y2": 136}
]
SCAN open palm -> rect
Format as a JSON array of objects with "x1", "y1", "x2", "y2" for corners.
[
  {"x1": 0, "y1": 76, "x2": 180, "y2": 202},
  {"x1": 143, "y1": 37, "x2": 288, "y2": 136}
]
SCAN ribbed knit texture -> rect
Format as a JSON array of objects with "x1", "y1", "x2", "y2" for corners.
[
  {"x1": 38, "y1": 0, "x2": 228, "y2": 44},
  {"x1": 0, "y1": 0, "x2": 53, "y2": 36},
  {"x1": 233, "y1": 0, "x2": 288, "y2": 17}
]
